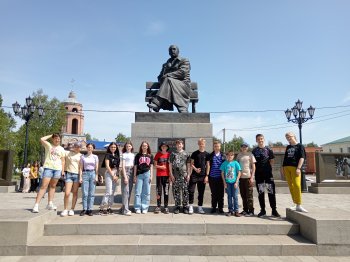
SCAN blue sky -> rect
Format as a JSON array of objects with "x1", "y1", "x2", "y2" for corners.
[{"x1": 1, "y1": 0, "x2": 350, "y2": 146}]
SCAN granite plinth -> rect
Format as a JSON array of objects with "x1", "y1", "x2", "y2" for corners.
[
  {"x1": 132, "y1": 112, "x2": 213, "y2": 153},
  {"x1": 135, "y1": 112, "x2": 210, "y2": 123}
]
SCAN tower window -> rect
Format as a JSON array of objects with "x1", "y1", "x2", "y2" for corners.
[
  {"x1": 72, "y1": 108, "x2": 78, "y2": 113},
  {"x1": 72, "y1": 119, "x2": 78, "y2": 134}
]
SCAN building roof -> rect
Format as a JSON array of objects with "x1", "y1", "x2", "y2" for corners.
[
  {"x1": 86, "y1": 140, "x2": 124, "y2": 150},
  {"x1": 322, "y1": 136, "x2": 350, "y2": 146}
]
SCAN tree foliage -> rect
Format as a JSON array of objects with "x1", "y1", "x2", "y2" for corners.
[
  {"x1": 14, "y1": 90, "x2": 66, "y2": 165},
  {"x1": 223, "y1": 134, "x2": 244, "y2": 153},
  {"x1": 306, "y1": 141, "x2": 319, "y2": 147},
  {"x1": 0, "y1": 94, "x2": 16, "y2": 151},
  {"x1": 115, "y1": 132, "x2": 130, "y2": 143}
]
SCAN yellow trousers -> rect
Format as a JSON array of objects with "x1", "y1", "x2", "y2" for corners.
[{"x1": 283, "y1": 166, "x2": 301, "y2": 205}]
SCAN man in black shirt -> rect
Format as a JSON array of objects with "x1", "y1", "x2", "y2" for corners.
[
  {"x1": 188, "y1": 138, "x2": 210, "y2": 214},
  {"x1": 252, "y1": 134, "x2": 280, "y2": 218}
]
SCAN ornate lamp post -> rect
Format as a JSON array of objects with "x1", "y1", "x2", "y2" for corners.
[
  {"x1": 12, "y1": 96, "x2": 44, "y2": 191},
  {"x1": 285, "y1": 99, "x2": 315, "y2": 192}
]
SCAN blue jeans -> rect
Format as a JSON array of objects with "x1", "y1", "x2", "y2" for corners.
[
  {"x1": 226, "y1": 182, "x2": 239, "y2": 212},
  {"x1": 134, "y1": 171, "x2": 151, "y2": 212},
  {"x1": 82, "y1": 171, "x2": 96, "y2": 210}
]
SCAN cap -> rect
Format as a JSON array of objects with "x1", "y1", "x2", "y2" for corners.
[
  {"x1": 241, "y1": 142, "x2": 249, "y2": 147},
  {"x1": 159, "y1": 142, "x2": 170, "y2": 151},
  {"x1": 72, "y1": 142, "x2": 82, "y2": 148}
]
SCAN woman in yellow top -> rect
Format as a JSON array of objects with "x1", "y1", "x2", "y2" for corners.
[
  {"x1": 32, "y1": 133, "x2": 65, "y2": 213},
  {"x1": 29, "y1": 161, "x2": 39, "y2": 193}
]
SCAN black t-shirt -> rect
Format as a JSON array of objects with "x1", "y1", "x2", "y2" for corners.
[
  {"x1": 252, "y1": 146, "x2": 274, "y2": 173},
  {"x1": 134, "y1": 153, "x2": 154, "y2": 175},
  {"x1": 282, "y1": 143, "x2": 306, "y2": 167},
  {"x1": 191, "y1": 150, "x2": 210, "y2": 176},
  {"x1": 103, "y1": 153, "x2": 120, "y2": 168}
]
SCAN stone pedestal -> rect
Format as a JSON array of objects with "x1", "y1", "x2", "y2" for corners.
[{"x1": 131, "y1": 112, "x2": 213, "y2": 154}]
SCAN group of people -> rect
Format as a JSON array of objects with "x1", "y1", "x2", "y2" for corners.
[
  {"x1": 21, "y1": 161, "x2": 43, "y2": 193},
  {"x1": 31, "y1": 131, "x2": 308, "y2": 217}
]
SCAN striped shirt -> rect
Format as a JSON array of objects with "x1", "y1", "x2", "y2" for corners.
[{"x1": 209, "y1": 152, "x2": 225, "y2": 179}]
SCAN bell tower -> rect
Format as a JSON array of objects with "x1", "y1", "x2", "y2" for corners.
[{"x1": 61, "y1": 91, "x2": 86, "y2": 147}]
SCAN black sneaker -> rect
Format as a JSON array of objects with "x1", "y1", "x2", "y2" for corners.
[
  {"x1": 247, "y1": 211, "x2": 254, "y2": 217},
  {"x1": 240, "y1": 211, "x2": 247, "y2": 216},
  {"x1": 218, "y1": 209, "x2": 224, "y2": 214},
  {"x1": 99, "y1": 209, "x2": 103, "y2": 215},
  {"x1": 272, "y1": 209, "x2": 281, "y2": 217},
  {"x1": 80, "y1": 210, "x2": 86, "y2": 216},
  {"x1": 163, "y1": 207, "x2": 169, "y2": 214},
  {"x1": 183, "y1": 207, "x2": 189, "y2": 214},
  {"x1": 210, "y1": 208, "x2": 217, "y2": 214},
  {"x1": 107, "y1": 208, "x2": 113, "y2": 215},
  {"x1": 225, "y1": 211, "x2": 233, "y2": 217},
  {"x1": 154, "y1": 207, "x2": 161, "y2": 214},
  {"x1": 87, "y1": 210, "x2": 93, "y2": 216},
  {"x1": 174, "y1": 207, "x2": 180, "y2": 214},
  {"x1": 258, "y1": 210, "x2": 266, "y2": 217}
]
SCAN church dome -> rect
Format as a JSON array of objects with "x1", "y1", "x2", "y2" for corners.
[{"x1": 65, "y1": 91, "x2": 79, "y2": 104}]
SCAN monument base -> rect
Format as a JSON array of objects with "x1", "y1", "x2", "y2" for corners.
[
  {"x1": 308, "y1": 181, "x2": 350, "y2": 194},
  {"x1": 131, "y1": 112, "x2": 213, "y2": 153}
]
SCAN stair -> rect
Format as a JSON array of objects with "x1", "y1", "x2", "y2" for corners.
[{"x1": 27, "y1": 212, "x2": 317, "y2": 256}]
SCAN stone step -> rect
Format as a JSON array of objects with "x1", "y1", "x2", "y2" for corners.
[
  {"x1": 27, "y1": 234, "x2": 316, "y2": 256},
  {"x1": 44, "y1": 213, "x2": 299, "y2": 236}
]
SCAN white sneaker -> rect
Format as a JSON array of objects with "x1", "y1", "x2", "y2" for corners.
[
  {"x1": 124, "y1": 211, "x2": 132, "y2": 216},
  {"x1": 290, "y1": 205, "x2": 297, "y2": 211},
  {"x1": 60, "y1": 210, "x2": 68, "y2": 217},
  {"x1": 198, "y1": 206, "x2": 205, "y2": 214},
  {"x1": 142, "y1": 210, "x2": 148, "y2": 214},
  {"x1": 32, "y1": 204, "x2": 39, "y2": 213},
  {"x1": 296, "y1": 205, "x2": 308, "y2": 213},
  {"x1": 188, "y1": 205, "x2": 194, "y2": 214},
  {"x1": 135, "y1": 209, "x2": 141, "y2": 214},
  {"x1": 46, "y1": 203, "x2": 57, "y2": 210},
  {"x1": 68, "y1": 210, "x2": 75, "y2": 216}
]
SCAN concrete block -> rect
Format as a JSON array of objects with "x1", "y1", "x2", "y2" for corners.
[
  {"x1": 286, "y1": 208, "x2": 350, "y2": 245},
  {"x1": 142, "y1": 223, "x2": 205, "y2": 235},
  {"x1": 0, "y1": 221, "x2": 28, "y2": 246},
  {"x1": 0, "y1": 245, "x2": 26, "y2": 256},
  {"x1": 317, "y1": 244, "x2": 350, "y2": 256}
]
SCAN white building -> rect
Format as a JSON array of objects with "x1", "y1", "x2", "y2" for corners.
[{"x1": 321, "y1": 136, "x2": 350, "y2": 153}]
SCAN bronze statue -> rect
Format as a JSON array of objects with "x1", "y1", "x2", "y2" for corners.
[{"x1": 147, "y1": 45, "x2": 191, "y2": 113}]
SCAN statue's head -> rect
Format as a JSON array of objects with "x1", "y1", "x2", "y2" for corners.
[{"x1": 168, "y1": 45, "x2": 179, "y2": 58}]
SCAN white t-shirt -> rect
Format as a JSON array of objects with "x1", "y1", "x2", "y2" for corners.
[
  {"x1": 22, "y1": 167, "x2": 31, "y2": 178},
  {"x1": 122, "y1": 152, "x2": 135, "y2": 167},
  {"x1": 236, "y1": 152, "x2": 256, "y2": 179}
]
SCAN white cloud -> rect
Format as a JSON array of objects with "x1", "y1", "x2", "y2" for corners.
[
  {"x1": 144, "y1": 21, "x2": 165, "y2": 36},
  {"x1": 342, "y1": 91, "x2": 350, "y2": 103}
]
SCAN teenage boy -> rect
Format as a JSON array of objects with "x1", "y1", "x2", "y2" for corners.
[
  {"x1": 236, "y1": 142, "x2": 256, "y2": 216},
  {"x1": 154, "y1": 142, "x2": 171, "y2": 214},
  {"x1": 206, "y1": 141, "x2": 226, "y2": 214},
  {"x1": 188, "y1": 138, "x2": 210, "y2": 214},
  {"x1": 169, "y1": 140, "x2": 191, "y2": 214},
  {"x1": 252, "y1": 134, "x2": 281, "y2": 218}
]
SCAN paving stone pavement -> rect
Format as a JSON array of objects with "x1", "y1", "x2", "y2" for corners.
[{"x1": 0, "y1": 256, "x2": 350, "y2": 262}]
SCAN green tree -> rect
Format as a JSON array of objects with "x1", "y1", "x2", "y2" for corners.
[
  {"x1": 272, "y1": 141, "x2": 284, "y2": 146},
  {"x1": 15, "y1": 90, "x2": 66, "y2": 165},
  {"x1": 223, "y1": 135, "x2": 244, "y2": 153},
  {"x1": 115, "y1": 132, "x2": 130, "y2": 143},
  {"x1": 0, "y1": 94, "x2": 16, "y2": 151},
  {"x1": 306, "y1": 142, "x2": 318, "y2": 147}
]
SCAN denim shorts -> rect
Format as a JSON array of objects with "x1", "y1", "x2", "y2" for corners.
[
  {"x1": 42, "y1": 168, "x2": 62, "y2": 179},
  {"x1": 65, "y1": 172, "x2": 79, "y2": 183}
]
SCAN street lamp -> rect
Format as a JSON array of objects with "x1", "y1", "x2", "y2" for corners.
[
  {"x1": 12, "y1": 96, "x2": 44, "y2": 191},
  {"x1": 285, "y1": 99, "x2": 315, "y2": 192}
]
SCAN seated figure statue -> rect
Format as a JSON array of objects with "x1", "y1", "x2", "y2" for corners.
[{"x1": 147, "y1": 45, "x2": 191, "y2": 113}]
